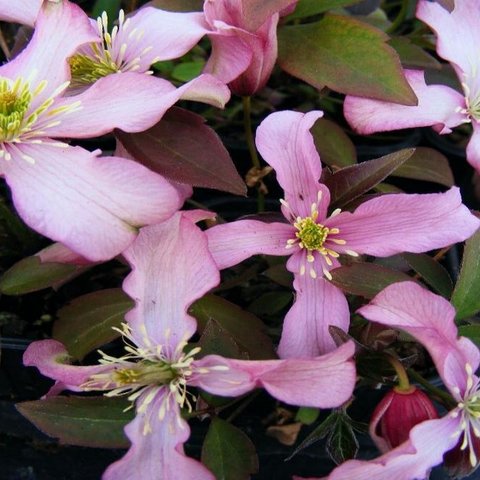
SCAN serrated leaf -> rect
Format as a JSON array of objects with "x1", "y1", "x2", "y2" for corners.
[
  {"x1": 0, "y1": 256, "x2": 77, "y2": 295},
  {"x1": 323, "y1": 148, "x2": 415, "y2": 209},
  {"x1": 401, "y1": 252, "x2": 453, "y2": 298},
  {"x1": 389, "y1": 37, "x2": 441, "y2": 70},
  {"x1": 201, "y1": 418, "x2": 258, "y2": 480},
  {"x1": 311, "y1": 118, "x2": 357, "y2": 169},
  {"x1": 278, "y1": 15, "x2": 417, "y2": 104},
  {"x1": 116, "y1": 107, "x2": 246, "y2": 195},
  {"x1": 451, "y1": 230, "x2": 480, "y2": 320},
  {"x1": 16, "y1": 396, "x2": 132, "y2": 448},
  {"x1": 287, "y1": 0, "x2": 362, "y2": 19},
  {"x1": 330, "y1": 262, "x2": 413, "y2": 299},
  {"x1": 190, "y1": 295, "x2": 276, "y2": 360},
  {"x1": 458, "y1": 325, "x2": 480, "y2": 347},
  {"x1": 92, "y1": 0, "x2": 121, "y2": 19},
  {"x1": 391, "y1": 147, "x2": 454, "y2": 187},
  {"x1": 326, "y1": 413, "x2": 359, "y2": 464},
  {"x1": 53, "y1": 288, "x2": 134, "y2": 360}
]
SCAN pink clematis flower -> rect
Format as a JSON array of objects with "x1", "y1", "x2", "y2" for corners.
[
  {"x1": 0, "y1": 0, "x2": 41, "y2": 26},
  {"x1": 344, "y1": 0, "x2": 480, "y2": 171},
  {"x1": 24, "y1": 210, "x2": 357, "y2": 480},
  {"x1": 296, "y1": 281, "x2": 480, "y2": 480},
  {"x1": 206, "y1": 110, "x2": 480, "y2": 357},
  {"x1": 0, "y1": 0, "x2": 230, "y2": 261}
]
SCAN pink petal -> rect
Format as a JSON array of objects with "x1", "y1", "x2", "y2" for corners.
[
  {"x1": 203, "y1": 30, "x2": 253, "y2": 84},
  {"x1": 37, "y1": 242, "x2": 91, "y2": 266},
  {"x1": 23, "y1": 339, "x2": 110, "y2": 391},
  {"x1": 326, "y1": 187, "x2": 480, "y2": 257},
  {"x1": 103, "y1": 394, "x2": 214, "y2": 480},
  {"x1": 0, "y1": 0, "x2": 98, "y2": 96},
  {"x1": 255, "y1": 110, "x2": 327, "y2": 218},
  {"x1": 344, "y1": 69, "x2": 466, "y2": 135},
  {"x1": 3, "y1": 144, "x2": 183, "y2": 261},
  {"x1": 122, "y1": 212, "x2": 220, "y2": 350},
  {"x1": 118, "y1": 7, "x2": 209, "y2": 71},
  {"x1": 0, "y1": 0, "x2": 41, "y2": 26},
  {"x1": 417, "y1": 0, "x2": 480, "y2": 97},
  {"x1": 358, "y1": 281, "x2": 480, "y2": 396},
  {"x1": 192, "y1": 341, "x2": 355, "y2": 407},
  {"x1": 299, "y1": 415, "x2": 460, "y2": 480},
  {"x1": 277, "y1": 274, "x2": 350, "y2": 357},
  {"x1": 467, "y1": 122, "x2": 480, "y2": 172},
  {"x1": 46, "y1": 73, "x2": 230, "y2": 138},
  {"x1": 206, "y1": 219, "x2": 294, "y2": 269}
]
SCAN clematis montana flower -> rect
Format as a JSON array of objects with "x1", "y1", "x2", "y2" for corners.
[
  {"x1": 206, "y1": 110, "x2": 480, "y2": 357},
  {"x1": 24, "y1": 210, "x2": 357, "y2": 480},
  {"x1": 0, "y1": 0, "x2": 230, "y2": 261},
  {"x1": 295, "y1": 282, "x2": 480, "y2": 480},
  {"x1": 344, "y1": 0, "x2": 480, "y2": 171}
]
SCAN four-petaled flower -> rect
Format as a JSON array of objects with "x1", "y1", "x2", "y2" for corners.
[
  {"x1": 24, "y1": 211, "x2": 356, "y2": 480},
  {"x1": 207, "y1": 110, "x2": 480, "y2": 357},
  {"x1": 295, "y1": 282, "x2": 480, "y2": 480},
  {"x1": 344, "y1": 0, "x2": 480, "y2": 171}
]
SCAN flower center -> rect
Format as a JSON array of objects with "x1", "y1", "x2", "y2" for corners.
[
  {"x1": 295, "y1": 216, "x2": 330, "y2": 251},
  {"x1": 69, "y1": 51, "x2": 120, "y2": 87},
  {"x1": 0, "y1": 78, "x2": 33, "y2": 142},
  {"x1": 112, "y1": 360, "x2": 176, "y2": 387}
]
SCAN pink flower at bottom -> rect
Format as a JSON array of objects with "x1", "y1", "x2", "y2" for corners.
[
  {"x1": 24, "y1": 210, "x2": 356, "y2": 480},
  {"x1": 296, "y1": 282, "x2": 480, "y2": 480}
]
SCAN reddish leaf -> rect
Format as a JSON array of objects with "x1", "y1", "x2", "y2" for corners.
[
  {"x1": 278, "y1": 15, "x2": 417, "y2": 105},
  {"x1": 116, "y1": 107, "x2": 246, "y2": 195},
  {"x1": 389, "y1": 37, "x2": 441, "y2": 70}
]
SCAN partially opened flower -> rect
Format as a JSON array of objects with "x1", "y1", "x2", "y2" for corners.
[
  {"x1": 206, "y1": 110, "x2": 480, "y2": 357},
  {"x1": 0, "y1": 0, "x2": 231, "y2": 261},
  {"x1": 24, "y1": 210, "x2": 357, "y2": 480},
  {"x1": 344, "y1": 0, "x2": 480, "y2": 171},
  {"x1": 296, "y1": 282, "x2": 480, "y2": 480}
]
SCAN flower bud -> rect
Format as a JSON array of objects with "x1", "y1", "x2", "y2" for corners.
[
  {"x1": 444, "y1": 429, "x2": 480, "y2": 479},
  {"x1": 369, "y1": 386, "x2": 438, "y2": 453}
]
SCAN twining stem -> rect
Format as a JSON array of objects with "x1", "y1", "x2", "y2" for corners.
[
  {"x1": 408, "y1": 368, "x2": 457, "y2": 409},
  {"x1": 385, "y1": 353, "x2": 411, "y2": 391},
  {"x1": 242, "y1": 96, "x2": 261, "y2": 169},
  {"x1": 386, "y1": 0, "x2": 409, "y2": 34}
]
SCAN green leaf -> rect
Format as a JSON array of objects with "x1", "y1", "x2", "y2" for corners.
[
  {"x1": 278, "y1": 15, "x2": 417, "y2": 105},
  {"x1": 53, "y1": 288, "x2": 134, "y2": 360},
  {"x1": 295, "y1": 407, "x2": 320, "y2": 425},
  {"x1": 201, "y1": 418, "x2": 258, "y2": 480},
  {"x1": 458, "y1": 325, "x2": 480, "y2": 347},
  {"x1": 389, "y1": 37, "x2": 441, "y2": 70},
  {"x1": 452, "y1": 229, "x2": 480, "y2": 320},
  {"x1": 16, "y1": 396, "x2": 132, "y2": 448},
  {"x1": 323, "y1": 148, "x2": 415, "y2": 209},
  {"x1": 330, "y1": 262, "x2": 413, "y2": 299},
  {"x1": 401, "y1": 252, "x2": 453, "y2": 298},
  {"x1": 149, "y1": 0, "x2": 203, "y2": 11},
  {"x1": 0, "y1": 256, "x2": 77, "y2": 295},
  {"x1": 171, "y1": 60, "x2": 205, "y2": 82},
  {"x1": 326, "y1": 413, "x2": 359, "y2": 464},
  {"x1": 190, "y1": 295, "x2": 277, "y2": 360},
  {"x1": 391, "y1": 147, "x2": 454, "y2": 187},
  {"x1": 311, "y1": 118, "x2": 357, "y2": 169},
  {"x1": 248, "y1": 291, "x2": 292, "y2": 316},
  {"x1": 116, "y1": 107, "x2": 246, "y2": 196},
  {"x1": 92, "y1": 0, "x2": 121, "y2": 19},
  {"x1": 198, "y1": 319, "x2": 245, "y2": 359},
  {"x1": 287, "y1": 0, "x2": 362, "y2": 19},
  {"x1": 263, "y1": 263, "x2": 293, "y2": 288}
]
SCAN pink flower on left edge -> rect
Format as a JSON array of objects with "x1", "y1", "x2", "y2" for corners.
[
  {"x1": 296, "y1": 282, "x2": 480, "y2": 480},
  {"x1": 24, "y1": 211, "x2": 356, "y2": 480},
  {"x1": 0, "y1": 0, "x2": 228, "y2": 261},
  {"x1": 206, "y1": 110, "x2": 480, "y2": 357},
  {"x1": 344, "y1": 0, "x2": 480, "y2": 171}
]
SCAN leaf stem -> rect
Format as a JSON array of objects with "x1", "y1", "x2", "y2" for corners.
[{"x1": 408, "y1": 368, "x2": 457, "y2": 409}]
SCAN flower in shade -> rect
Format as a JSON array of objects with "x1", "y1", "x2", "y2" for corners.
[
  {"x1": 206, "y1": 110, "x2": 480, "y2": 358},
  {"x1": 295, "y1": 282, "x2": 480, "y2": 480},
  {"x1": 344, "y1": 0, "x2": 480, "y2": 171},
  {"x1": 0, "y1": 0, "x2": 229, "y2": 261},
  {"x1": 24, "y1": 210, "x2": 357, "y2": 480}
]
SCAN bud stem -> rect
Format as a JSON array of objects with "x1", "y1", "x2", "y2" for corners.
[{"x1": 385, "y1": 354, "x2": 411, "y2": 391}]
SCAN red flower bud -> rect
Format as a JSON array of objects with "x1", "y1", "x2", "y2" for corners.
[
  {"x1": 369, "y1": 386, "x2": 438, "y2": 453},
  {"x1": 444, "y1": 428, "x2": 480, "y2": 479}
]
